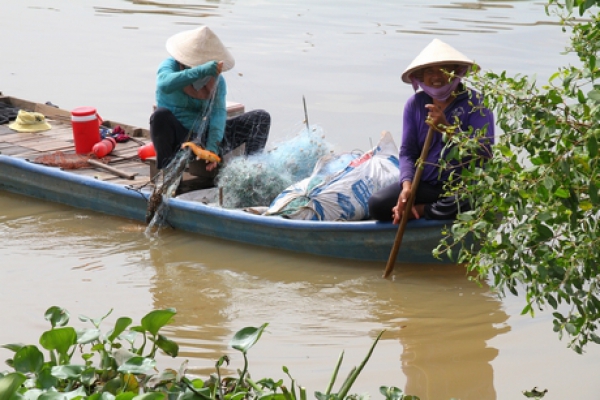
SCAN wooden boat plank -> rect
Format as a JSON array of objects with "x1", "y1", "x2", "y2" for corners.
[
  {"x1": 109, "y1": 156, "x2": 143, "y2": 165},
  {"x1": 0, "y1": 132, "x2": 51, "y2": 144},
  {"x1": 0, "y1": 125, "x2": 14, "y2": 135},
  {"x1": 111, "y1": 144, "x2": 143, "y2": 159},
  {"x1": 88, "y1": 171, "x2": 128, "y2": 182},
  {"x1": 43, "y1": 160, "x2": 151, "y2": 186},
  {"x1": 105, "y1": 159, "x2": 143, "y2": 170},
  {"x1": 113, "y1": 151, "x2": 141, "y2": 160},
  {"x1": 0, "y1": 145, "x2": 39, "y2": 157},
  {"x1": 0, "y1": 131, "x2": 71, "y2": 148},
  {"x1": 109, "y1": 161, "x2": 149, "y2": 176},
  {"x1": 42, "y1": 127, "x2": 75, "y2": 140},
  {"x1": 112, "y1": 139, "x2": 143, "y2": 149},
  {"x1": 26, "y1": 142, "x2": 74, "y2": 152},
  {"x1": 10, "y1": 132, "x2": 74, "y2": 151},
  {"x1": 73, "y1": 170, "x2": 145, "y2": 186}
]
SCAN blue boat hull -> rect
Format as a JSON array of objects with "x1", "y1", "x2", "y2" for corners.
[{"x1": 0, "y1": 155, "x2": 451, "y2": 263}]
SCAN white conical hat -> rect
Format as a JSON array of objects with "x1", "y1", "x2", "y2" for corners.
[
  {"x1": 401, "y1": 38, "x2": 477, "y2": 84},
  {"x1": 166, "y1": 26, "x2": 235, "y2": 71}
]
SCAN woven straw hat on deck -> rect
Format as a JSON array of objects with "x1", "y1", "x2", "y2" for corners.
[
  {"x1": 166, "y1": 26, "x2": 235, "y2": 71},
  {"x1": 401, "y1": 38, "x2": 477, "y2": 84},
  {"x1": 8, "y1": 110, "x2": 52, "y2": 133}
]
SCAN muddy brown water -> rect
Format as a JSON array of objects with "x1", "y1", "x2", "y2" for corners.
[{"x1": 1, "y1": 1, "x2": 600, "y2": 399}]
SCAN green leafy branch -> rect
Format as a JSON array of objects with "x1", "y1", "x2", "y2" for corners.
[{"x1": 434, "y1": 0, "x2": 600, "y2": 353}]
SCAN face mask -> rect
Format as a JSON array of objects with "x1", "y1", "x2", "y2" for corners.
[{"x1": 410, "y1": 76, "x2": 461, "y2": 101}]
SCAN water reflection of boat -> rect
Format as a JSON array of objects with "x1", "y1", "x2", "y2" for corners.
[
  {"x1": 146, "y1": 252, "x2": 510, "y2": 400},
  {"x1": 395, "y1": 265, "x2": 510, "y2": 400},
  {"x1": 0, "y1": 94, "x2": 451, "y2": 263}
]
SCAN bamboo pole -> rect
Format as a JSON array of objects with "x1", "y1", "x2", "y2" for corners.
[
  {"x1": 88, "y1": 159, "x2": 137, "y2": 180},
  {"x1": 383, "y1": 126, "x2": 435, "y2": 278}
]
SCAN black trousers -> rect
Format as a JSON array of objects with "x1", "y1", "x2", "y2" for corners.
[
  {"x1": 367, "y1": 180, "x2": 470, "y2": 221},
  {"x1": 149, "y1": 107, "x2": 271, "y2": 169}
]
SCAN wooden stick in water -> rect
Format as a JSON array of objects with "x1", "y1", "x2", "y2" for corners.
[{"x1": 383, "y1": 126, "x2": 435, "y2": 278}]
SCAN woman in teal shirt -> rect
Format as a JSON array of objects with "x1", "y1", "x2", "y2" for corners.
[{"x1": 150, "y1": 26, "x2": 270, "y2": 171}]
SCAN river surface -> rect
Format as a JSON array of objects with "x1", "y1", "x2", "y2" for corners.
[{"x1": 1, "y1": 1, "x2": 599, "y2": 399}]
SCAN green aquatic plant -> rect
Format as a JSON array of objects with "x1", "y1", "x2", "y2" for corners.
[
  {"x1": 0, "y1": 307, "x2": 418, "y2": 400},
  {"x1": 1, "y1": 306, "x2": 178, "y2": 398}
]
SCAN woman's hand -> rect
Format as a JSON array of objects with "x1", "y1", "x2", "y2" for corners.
[
  {"x1": 392, "y1": 184, "x2": 420, "y2": 224},
  {"x1": 184, "y1": 60, "x2": 224, "y2": 100},
  {"x1": 205, "y1": 161, "x2": 219, "y2": 172},
  {"x1": 425, "y1": 104, "x2": 449, "y2": 133}
]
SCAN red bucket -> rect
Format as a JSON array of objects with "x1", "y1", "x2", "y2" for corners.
[{"x1": 71, "y1": 106, "x2": 102, "y2": 154}]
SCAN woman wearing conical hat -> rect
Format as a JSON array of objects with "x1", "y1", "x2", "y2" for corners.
[
  {"x1": 368, "y1": 39, "x2": 495, "y2": 223},
  {"x1": 150, "y1": 26, "x2": 271, "y2": 171}
]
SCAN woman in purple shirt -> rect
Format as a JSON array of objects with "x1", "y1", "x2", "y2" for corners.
[{"x1": 368, "y1": 39, "x2": 495, "y2": 223}]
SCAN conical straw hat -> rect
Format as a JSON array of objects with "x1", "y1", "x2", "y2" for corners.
[
  {"x1": 166, "y1": 26, "x2": 235, "y2": 71},
  {"x1": 401, "y1": 38, "x2": 477, "y2": 84}
]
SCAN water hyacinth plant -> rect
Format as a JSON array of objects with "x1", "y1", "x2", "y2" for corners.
[{"x1": 0, "y1": 307, "x2": 422, "y2": 400}]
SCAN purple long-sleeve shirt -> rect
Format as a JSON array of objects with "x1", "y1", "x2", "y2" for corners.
[{"x1": 399, "y1": 86, "x2": 495, "y2": 185}]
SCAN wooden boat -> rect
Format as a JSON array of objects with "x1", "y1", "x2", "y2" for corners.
[{"x1": 0, "y1": 93, "x2": 451, "y2": 263}]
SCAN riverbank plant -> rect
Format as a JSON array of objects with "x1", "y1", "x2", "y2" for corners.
[
  {"x1": 433, "y1": 0, "x2": 600, "y2": 353},
  {"x1": 0, "y1": 307, "x2": 423, "y2": 400}
]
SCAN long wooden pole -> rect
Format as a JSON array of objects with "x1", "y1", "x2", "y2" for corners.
[
  {"x1": 383, "y1": 126, "x2": 435, "y2": 278},
  {"x1": 88, "y1": 159, "x2": 137, "y2": 180}
]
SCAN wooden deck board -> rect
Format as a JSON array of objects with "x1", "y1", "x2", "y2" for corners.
[
  {"x1": 0, "y1": 125, "x2": 14, "y2": 135},
  {"x1": 0, "y1": 132, "x2": 49, "y2": 144},
  {"x1": 0, "y1": 145, "x2": 40, "y2": 157},
  {"x1": 0, "y1": 95, "x2": 243, "y2": 192},
  {"x1": 26, "y1": 142, "x2": 74, "y2": 152}
]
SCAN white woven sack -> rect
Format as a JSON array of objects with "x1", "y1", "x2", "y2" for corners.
[{"x1": 266, "y1": 131, "x2": 399, "y2": 221}]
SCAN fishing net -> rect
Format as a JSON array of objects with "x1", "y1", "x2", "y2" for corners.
[
  {"x1": 145, "y1": 148, "x2": 190, "y2": 232},
  {"x1": 33, "y1": 151, "x2": 92, "y2": 169},
  {"x1": 216, "y1": 124, "x2": 334, "y2": 208},
  {"x1": 145, "y1": 89, "x2": 216, "y2": 234}
]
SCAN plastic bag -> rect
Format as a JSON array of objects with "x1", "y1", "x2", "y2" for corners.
[{"x1": 266, "y1": 131, "x2": 399, "y2": 221}]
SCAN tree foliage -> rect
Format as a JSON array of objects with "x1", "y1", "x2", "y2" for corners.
[{"x1": 434, "y1": 0, "x2": 600, "y2": 353}]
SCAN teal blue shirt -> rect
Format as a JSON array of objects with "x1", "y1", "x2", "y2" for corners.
[{"x1": 155, "y1": 57, "x2": 227, "y2": 154}]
